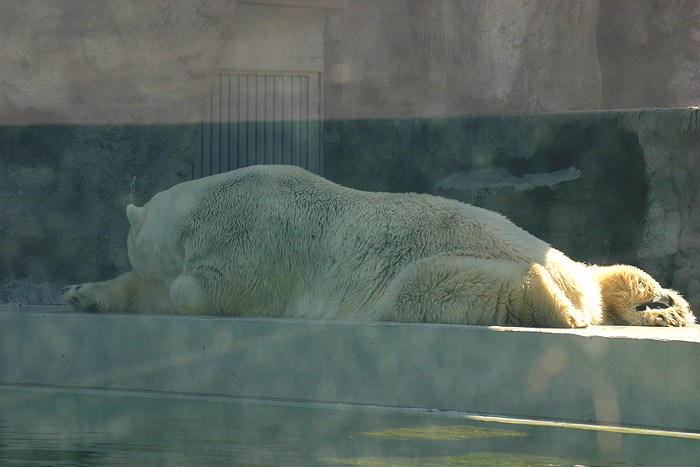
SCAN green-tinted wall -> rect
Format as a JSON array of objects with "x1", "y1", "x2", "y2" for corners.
[{"x1": 2, "y1": 109, "x2": 699, "y2": 314}]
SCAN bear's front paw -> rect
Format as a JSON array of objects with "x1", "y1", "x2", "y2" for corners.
[
  {"x1": 62, "y1": 284, "x2": 100, "y2": 312},
  {"x1": 641, "y1": 309, "x2": 683, "y2": 327},
  {"x1": 566, "y1": 313, "x2": 590, "y2": 328}
]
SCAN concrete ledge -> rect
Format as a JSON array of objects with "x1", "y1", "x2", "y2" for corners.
[{"x1": 2, "y1": 306, "x2": 699, "y2": 433}]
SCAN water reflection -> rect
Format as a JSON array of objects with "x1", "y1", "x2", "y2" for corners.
[
  {"x1": 324, "y1": 452, "x2": 578, "y2": 466},
  {"x1": 354, "y1": 425, "x2": 528, "y2": 440},
  {"x1": 1, "y1": 386, "x2": 699, "y2": 466}
]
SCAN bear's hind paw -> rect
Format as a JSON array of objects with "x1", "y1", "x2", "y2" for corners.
[{"x1": 62, "y1": 284, "x2": 100, "y2": 313}]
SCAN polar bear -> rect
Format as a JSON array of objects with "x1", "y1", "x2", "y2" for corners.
[{"x1": 63, "y1": 165, "x2": 695, "y2": 327}]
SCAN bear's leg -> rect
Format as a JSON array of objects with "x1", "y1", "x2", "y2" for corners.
[
  {"x1": 375, "y1": 256, "x2": 526, "y2": 326},
  {"x1": 375, "y1": 257, "x2": 593, "y2": 327},
  {"x1": 522, "y1": 264, "x2": 592, "y2": 328},
  {"x1": 62, "y1": 271, "x2": 175, "y2": 314}
]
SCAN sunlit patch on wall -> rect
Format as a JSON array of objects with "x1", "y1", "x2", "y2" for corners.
[
  {"x1": 353, "y1": 424, "x2": 528, "y2": 440},
  {"x1": 321, "y1": 452, "x2": 581, "y2": 466}
]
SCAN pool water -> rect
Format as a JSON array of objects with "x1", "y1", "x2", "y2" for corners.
[{"x1": 1, "y1": 386, "x2": 699, "y2": 466}]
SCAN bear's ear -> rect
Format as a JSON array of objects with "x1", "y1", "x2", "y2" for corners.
[{"x1": 126, "y1": 204, "x2": 143, "y2": 227}]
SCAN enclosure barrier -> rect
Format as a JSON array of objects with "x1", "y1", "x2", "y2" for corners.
[{"x1": 1, "y1": 306, "x2": 699, "y2": 433}]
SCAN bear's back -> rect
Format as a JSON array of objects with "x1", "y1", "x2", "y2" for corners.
[{"x1": 180, "y1": 165, "x2": 552, "y2": 266}]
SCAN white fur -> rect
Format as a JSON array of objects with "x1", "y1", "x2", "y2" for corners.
[{"x1": 64, "y1": 165, "x2": 607, "y2": 326}]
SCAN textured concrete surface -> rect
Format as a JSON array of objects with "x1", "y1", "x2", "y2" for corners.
[
  {"x1": 0, "y1": 0, "x2": 238, "y2": 125},
  {"x1": 0, "y1": 124, "x2": 197, "y2": 302},
  {"x1": 329, "y1": 0, "x2": 602, "y2": 118},
  {"x1": 1, "y1": 1, "x2": 699, "y2": 125},
  {"x1": 598, "y1": 0, "x2": 700, "y2": 110},
  {"x1": 326, "y1": 0, "x2": 700, "y2": 118},
  {"x1": 2, "y1": 306, "x2": 699, "y2": 433}
]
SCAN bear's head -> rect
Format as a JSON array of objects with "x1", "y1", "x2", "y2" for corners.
[{"x1": 591, "y1": 265, "x2": 696, "y2": 326}]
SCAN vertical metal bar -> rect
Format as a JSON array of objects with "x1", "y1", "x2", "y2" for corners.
[
  {"x1": 308, "y1": 72, "x2": 321, "y2": 175},
  {"x1": 211, "y1": 73, "x2": 222, "y2": 175},
  {"x1": 230, "y1": 74, "x2": 238, "y2": 171},
  {"x1": 239, "y1": 74, "x2": 248, "y2": 168},
  {"x1": 221, "y1": 73, "x2": 230, "y2": 173},
  {"x1": 281, "y1": 75, "x2": 286, "y2": 165},
  {"x1": 285, "y1": 75, "x2": 293, "y2": 166},
  {"x1": 265, "y1": 74, "x2": 274, "y2": 165},
  {"x1": 301, "y1": 74, "x2": 309, "y2": 170},
  {"x1": 205, "y1": 76, "x2": 217, "y2": 177},
  {"x1": 194, "y1": 87, "x2": 210, "y2": 179},
  {"x1": 257, "y1": 74, "x2": 265, "y2": 167},
  {"x1": 235, "y1": 74, "x2": 243, "y2": 170},
  {"x1": 247, "y1": 74, "x2": 256, "y2": 168},
  {"x1": 275, "y1": 75, "x2": 283, "y2": 165},
  {"x1": 292, "y1": 75, "x2": 299, "y2": 167}
]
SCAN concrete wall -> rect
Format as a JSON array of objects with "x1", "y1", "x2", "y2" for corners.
[
  {"x1": 326, "y1": 0, "x2": 602, "y2": 118},
  {"x1": 0, "y1": 124, "x2": 198, "y2": 303},
  {"x1": 326, "y1": 0, "x2": 700, "y2": 118},
  {"x1": 598, "y1": 0, "x2": 700, "y2": 110},
  {"x1": 0, "y1": 0, "x2": 238, "y2": 125},
  {"x1": 2, "y1": 0, "x2": 698, "y2": 125},
  {"x1": 2, "y1": 308, "x2": 699, "y2": 432}
]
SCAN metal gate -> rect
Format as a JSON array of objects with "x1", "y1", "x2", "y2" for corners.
[{"x1": 194, "y1": 71, "x2": 322, "y2": 178}]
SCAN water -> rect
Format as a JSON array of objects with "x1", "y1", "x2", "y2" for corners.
[{"x1": 1, "y1": 385, "x2": 699, "y2": 466}]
